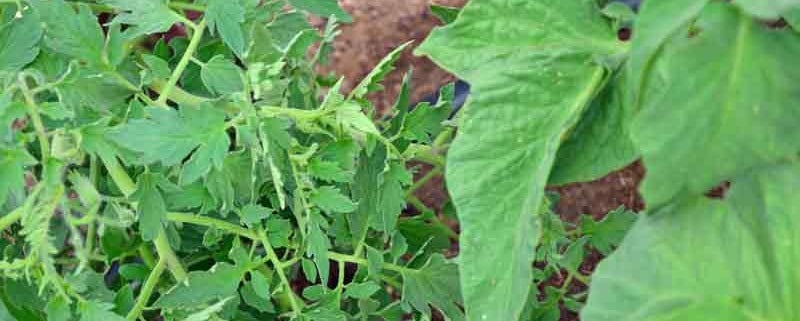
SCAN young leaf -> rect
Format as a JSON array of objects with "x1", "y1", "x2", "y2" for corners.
[
  {"x1": 311, "y1": 186, "x2": 356, "y2": 214},
  {"x1": 30, "y1": 0, "x2": 106, "y2": 65},
  {"x1": 344, "y1": 282, "x2": 380, "y2": 299},
  {"x1": 0, "y1": 12, "x2": 42, "y2": 72},
  {"x1": 112, "y1": 105, "x2": 229, "y2": 182},
  {"x1": 102, "y1": 0, "x2": 182, "y2": 37},
  {"x1": 130, "y1": 173, "x2": 167, "y2": 241},
  {"x1": 401, "y1": 102, "x2": 449, "y2": 143},
  {"x1": 155, "y1": 263, "x2": 246, "y2": 309},
  {"x1": 416, "y1": 1, "x2": 621, "y2": 319},
  {"x1": 348, "y1": 42, "x2": 411, "y2": 100},
  {"x1": 205, "y1": 0, "x2": 246, "y2": 57},
  {"x1": 401, "y1": 254, "x2": 464, "y2": 321},
  {"x1": 201, "y1": 55, "x2": 245, "y2": 96},
  {"x1": 309, "y1": 158, "x2": 352, "y2": 183},
  {"x1": 580, "y1": 208, "x2": 637, "y2": 256},
  {"x1": 288, "y1": 0, "x2": 353, "y2": 23},
  {"x1": 633, "y1": 3, "x2": 800, "y2": 206},
  {"x1": 0, "y1": 147, "x2": 36, "y2": 209}
]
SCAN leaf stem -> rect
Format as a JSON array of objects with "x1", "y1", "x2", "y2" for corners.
[
  {"x1": 125, "y1": 258, "x2": 167, "y2": 321},
  {"x1": 0, "y1": 207, "x2": 23, "y2": 233},
  {"x1": 257, "y1": 228, "x2": 303, "y2": 317},
  {"x1": 166, "y1": 212, "x2": 258, "y2": 239},
  {"x1": 328, "y1": 252, "x2": 413, "y2": 275},
  {"x1": 155, "y1": 19, "x2": 207, "y2": 106},
  {"x1": 154, "y1": 229, "x2": 187, "y2": 281},
  {"x1": 18, "y1": 76, "x2": 50, "y2": 160},
  {"x1": 406, "y1": 165, "x2": 442, "y2": 197}
]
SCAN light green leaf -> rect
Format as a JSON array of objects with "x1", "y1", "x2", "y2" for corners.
[
  {"x1": 401, "y1": 254, "x2": 463, "y2": 321},
  {"x1": 30, "y1": 0, "x2": 105, "y2": 65},
  {"x1": 288, "y1": 0, "x2": 352, "y2": 23},
  {"x1": 111, "y1": 105, "x2": 228, "y2": 177},
  {"x1": 45, "y1": 296, "x2": 71, "y2": 321},
  {"x1": 579, "y1": 207, "x2": 637, "y2": 256},
  {"x1": 240, "y1": 281, "x2": 274, "y2": 313},
  {"x1": 550, "y1": 72, "x2": 637, "y2": 185},
  {"x1": 401, "y1": 102, "x2": 449, "y2": 144},
  {"x1": 250, "y1": 272, "x2": 270, "y2": 300},
  {"x1": 582, "y1": 161, "x2": 800, "y2": 321},
  {"x1": 156, "y1": 263, "x2": 246, "y2": 309},
  {"x1": 416, "y1": 1, "x2": 621, "y2": 319},
  {"x1": 0, "y1": 147, "x2": 36, "y2": 209},
  {"x1": 130, "y1": 173, "x2": 166, "y2": 241},
  {"x1": 628, "y1": 0, "x2": 709, "y2": 108},
  {"x1": 307, "y1": 222, "x2": 330, "y2": 285},
  {"x1": 344, "y1": 282, "x2": 380, "y2": 299},
  {"x1": 370, "y1": 161, "x2": 410, "y2": 235},
  {"x1": 206, "y1": 0, "x2": 246, "y2": 57},
  {"x1": 632, "y1": 3, "x2": 800, "y2": 206},
  {"x1": 102, "y1": 0, "x2": 182, "y2": 37},
  {"x1": 183, "y1": 297, "x2": 233, "y2": 321},
  {"x1": 78, "y1": 301, "x2": 125, "y2": 321},
  {"x1": 785, "y1": 7, "x2": 800, "y2": 30},
  {"x1": 348, "y1": 42, "x2": 411, "y2": 100},
  {"x1": 201, "y1": 55, "x2": 245, "y2": 96},
  {"x1": 142, "y1": 54, "x2": 171, "y2": 80},
  {"x1": 238, "y1": 204, "x2": 272, "y2": 226},
  {"x1": 311, "y1": 186, "x2": 356, "y2": 214},
  {"x1": 732, "y1": 0, "x2": 800, "y2": 19},
  {"x1": 309, "y1": 158, "x2": 352, "y2": 183},
  {"x1": 0, "y1": 12, "x2": 42, "y2": 72}
]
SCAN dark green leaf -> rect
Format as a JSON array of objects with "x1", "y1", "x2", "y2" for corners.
[
  {"x1": 0, "y1": 147, "x2": 36, "y2": 209},
  {"x1": 344, "y1": 282, "x2": 380, "y2": 299},
  {"x1": 156, "y1": 263, "x2": 246, "y2": 309},
  {"x1": 580, "y1": 208, "x2": 637, "y2": 255},
  {"x1": 30, "y1": 0, "x2": 105, "y2": 65},
  {"x1": 430, "y1": 5, "x2": 460, "y2": 24},
  {"x1": 130, "y1": 173, "x2": 167, "y2": 241}
]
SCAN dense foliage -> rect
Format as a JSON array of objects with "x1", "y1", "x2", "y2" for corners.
[
  {"x1": 417, "y1": 0, "x2": 800, "y2": 320},
  {"x1": 0, "y1": 1, "x2": 464, "y2": 320}
]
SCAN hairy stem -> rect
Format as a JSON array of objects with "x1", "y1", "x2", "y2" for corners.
[
  {"x1": 125, "y1": 258, "x2": 167, "y2": 321},
  {"x1": 0, "y1": 207, "x2": 23, "y2": 233},
  {"x1": 257, "y1": 229, "x2": 303, "y2": 317},
  {"x1": 18, "y1": 77, "x2": 50, "y2": 160}
]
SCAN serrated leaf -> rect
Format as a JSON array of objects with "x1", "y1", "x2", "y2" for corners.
[
  {"x1": 415, "y1": 1, "x2": 621, "y2": 319},
  {"x1": 156, "y1": 263, "x2": 246, "y2": 309},
  {"x1": 240, "y1": 281, "x2": 274, "y2": 313},
  {"x1": 311, "y1": 186, "x2": 356, "y2": 214},
  {"x1": 30, "y1": 0, "x2": 105, "y2": 65},
  {"x1": 250, "y1": 272, "x2": 270, "y2": 300},
  {"x1": 78, "y1": 301, "x2": 125, "y2": 321},
  {"x1": 401, "y1": 102, "x2": 449, "y2": 143},
  {"x1": 0, "y1": 12, "x2": 42, "y2": 72},
  {"x1": 102, "y1": 0, "x2": 181, "y2": 37},
  {"x1": 348, "y1": 42, "x2": 411, "y2": 100},
  {"x1": 0, "y1": 147, "x2": 36, "y2": 209},
  {"x1": 370, "y1": 161, "x2": 409, "y2": 235},
  {"x1": 583, "y1": 162, "x2": 800, "y2": 321},
  {"x1": 130, "y1": 173, "x2": 166, "y2": 241},
  {"x1": 238, "y1": 204, "x2": 272, "y2": 226},
  {"x1": 112, "y1": 105, "x2": 229, "y2": 179},
  {"x1": 633, "y1": 4, "x2": 800, "y2": 206},
  {"x1": 206, "y1": 0, "x2": 246, "y2": 57},
  {"x1": 401, "y1": 254, "x2": 464, "y2": 321},
  {"x1": 201, "y1": 55, "x2": 245, "y2": 96},
  {"x1": 344, "y1": 282, "x2": 380, "y2": 299},
  {"x1": 308, "y1": 158, "x2": 352, "y2": 183},
  {"x1": 288, "y1": 0, "x2": 352, "y2": 22},
  {"x1": 580, "y1": 208, "x2": 636, "y2": 255}
]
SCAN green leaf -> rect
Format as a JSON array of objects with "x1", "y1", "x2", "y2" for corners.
[
  {"x1": 156, "y1": 263, "x2": 246, "y2": 309},
  {"x1": 344, "y1": 282, "x2": 380, "y2": 299},
  {"x1": 78, "y1": 301, "x2": 125, "y2": 321},
  {"x1": 0, "y1": 147, "x2": 36, "y2": 209},
  {"x1": 430, "y1": 5, "x2": 460, "y2": 24},
  {"x1": 240, "y1": 281, "x2": 274, "y2": 313},
  {"x1": 201, "y1": 55, "x2": 245, "y2": 96},
  {"x1": 250, "y1": 272, "x2": 270, "y2": 300},
  {"x1": 130, "y1": 173, "x2": 167, "y2": 241},
  {"x1": 309, "y1": 158, "x2": 352, "y2": 183},
  {"x1": 732, "y1": 0, "x2": 800, "y2": 19},
  {"x1": 550, "y1": 72, "x2": 637, "y2": 185},
  {"x1": 45, "y1": 296, "x2": 71, "y2": 321},
  {"x1": 348, "y1": 42, "x2": 411, "y2": 100},
  {"x1": 112, "y1": 105, "x2": 229, "y2": 180},
  {"x1": 0, "y1": 12, "x2": 42, "y2": 72},
  {"x1": 632, "y1": 3, "x2": 800, "y2": 206},
  {"x1": 102, "y1": 0, "x2": 182, "y2": 37},
  {"x1": 0, "y1": 93, "x2": 25, "y2": 143},
  {"x1": 580, "y1": 208, "x2": 637, "y2": 256},
  {"x1": 307, "y1": 222, "x2": 330, "y2": 285},
  {"x1": 371, "y1": 161, "x2": 410, "y2": 235},
  {"x1": 785, "y1": 7, "x2": 800, "y2": 30},
  {"x1": 30, "y1": 0, "x2": 105, "y2": 65},
  {"x1": 142, "y1": 54, "x2": 171, "y2": 80},
  {"x1": 582, "y1": 161, "x2": 800, "y2": 321},
  {"x1": 628, "y1": 0, "x2": 709, "y2": 108},
  {"x1": 182, "y1": 297, "x2": 233, "y2": 321},
  {"x1": 206, "y1": 0, "x2": 246, "y2": 57},
  {"x1": 401, "y1": 102, "x2": 449, "y2": 144},
  {"x1": 288, "y1": 0, "x2": 352, "y2": 23},
  {"x1": 311, "y1": 186, "x2": 356, "y2": 214},
  {"x1": 401, "y1": 254, "x2": 464, "y2": 321},
  {"x1": 238, "y1": 204, "x2": 272, "y2": 226},
  {"x1": 415, "y1": 0, "x2": 621, "y2": 319}
]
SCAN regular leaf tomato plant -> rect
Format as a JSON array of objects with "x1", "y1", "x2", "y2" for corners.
[
  {"x1": 0, "y1": 1, "x2": 463, "y2": 321},
  {"x1": 417, "y1": 0, "x2": 800, "y2": 320}
]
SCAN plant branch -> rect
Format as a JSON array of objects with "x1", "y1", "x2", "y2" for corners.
[
  {"x1": 125, "y1": 258, "x2": 166, "y2": 321},
  {"x1": 155, "y1": 19, "x2": 207, "y2": 106},
  {"x1": 0, "y1": 207, "x2": 23, "y2": 233},
  {"x1": 257, "y1": 228, "x2": 303, "y2": 317}
]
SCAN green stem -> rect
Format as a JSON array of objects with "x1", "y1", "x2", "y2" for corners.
[
  {"x1": 0, "y1": 208, "x2": 23, "y2": 232},
  {"x1": 149, "y1": 79, "x2": 210, "y2": 106},
  {"x1": 406, "y1": 165, "x2": 442, "y2": 197},
  {"x1": 155, "y1": 19, "x2": 207, "y2": 106},
  {"x1": 125, "y1": 258, "x2": 166, "y2": 321},
  {"x1": 406, "y1": 195, "x2": 429, "y2": 213},
  {"x1": 167, "y1": 212, "x2": 258, "y2": 239},
  {"x1": 168, "y1": 1, "x2": 206, "y2": 11},
  {"x1": 407, "y1": 144, "x2": 445, "y2": 167},
  {"x1": 138, "y1": 244, "x2": 157, "y2": 269},
  {"x1": 257, "y1": 229, "x2": 302, "y2": 317},
  {"x1": 327, "y1": 252, "x2": 412, "y2": 275},
  {"x1": 18, "y1": 77, "x2": 50, "y2": 160},
  {"x1": 154, "y1": 229, "x2": 187, "y2": 281}
]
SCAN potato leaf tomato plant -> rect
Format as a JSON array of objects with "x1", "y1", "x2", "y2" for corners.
[
  {"x1": 0, "y1": 1, "x2": 463, "y2": 321},
  {"x1": 418, "y1": 0, "x2": 800, "y2": 320}
]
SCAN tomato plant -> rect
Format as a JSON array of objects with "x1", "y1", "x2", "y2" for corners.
[
  {"x1": 0, "y1": 0, "x2": 463, "y2": 320},
  {"x1": 418, "y1": 0, "x2": 800, "y2": 320}
]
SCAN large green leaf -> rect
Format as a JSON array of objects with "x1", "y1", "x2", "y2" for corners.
[
  {"x1": 30, "y1": 0, "x2": 106, "y2": 65},
  {"x1": 0, "y1": 12, "x2": 42, "y2": 72},
  {"x1": 401, "y1": 254, "x2": 464, "y2": 321},
  {"x1": 102, "y1": 0, "x2": 181, "y2": 37},
  {"x1": 632, "y1": 3, "x2": 800, "y2": 206},
  {"x1": 582, "y1": 161, "x2": 800, "y2": 320},
  {"x1": 732, "y1": 0, "x2": 800, "y2": 19},
  {"x1": 416, "y1": 0, "x2": 623, "y2": 319}
]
